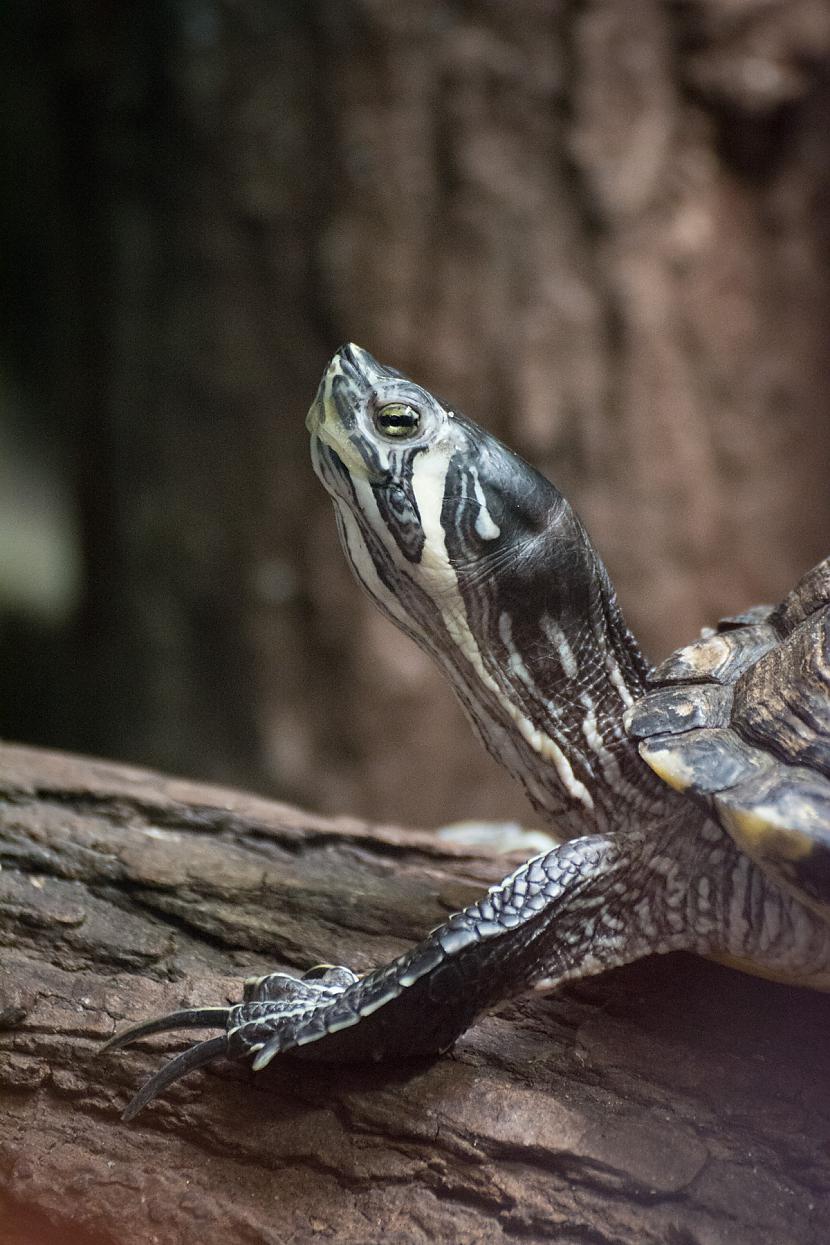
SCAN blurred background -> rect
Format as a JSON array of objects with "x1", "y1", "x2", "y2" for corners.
[{"x1": 1, "y1": 1, "x2": 829, "y2": 831}]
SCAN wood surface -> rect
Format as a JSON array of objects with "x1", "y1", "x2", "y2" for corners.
[{"x1": 1, "y1": 743, "x2": 828, "y2": 1244}]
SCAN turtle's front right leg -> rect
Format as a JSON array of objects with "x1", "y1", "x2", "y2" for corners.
[
  {"x1": 112, "y1": 818, "x2": 830, "y2": 1121},
  {"x1": 106, "y1": 829, "x2": 699, "y2": 1120}
]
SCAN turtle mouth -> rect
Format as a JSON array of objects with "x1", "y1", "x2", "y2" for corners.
[
  {"x1": 309, "y1": 430, "x2": 344, "y2": 493},
  {"x1": 306, "y1": 385, "x2": 382, "y2": 485},
  {"x1": 309, "y1": 429, "x2": 378, "y2": 510},
  {"x1": 304, "y1": 390, "x2": 327, "y2": 438}
]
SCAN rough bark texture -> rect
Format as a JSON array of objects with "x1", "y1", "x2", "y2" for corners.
[
  {"x1": 3, "y1": 1, "x2": 830, "y2": 831},
  {"x1": 1, "y1": 742, "x2": 828, "y2": 1245}
]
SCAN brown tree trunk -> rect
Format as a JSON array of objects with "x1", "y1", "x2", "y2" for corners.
[
  {"x1": 1, "y1": 742, "x2": 829, "y2": 1244},
  {"x1": 3, "y1": 3, "x2": 830, "y2": 827}
]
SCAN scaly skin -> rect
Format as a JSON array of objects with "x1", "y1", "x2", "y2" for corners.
[{"x1": 104, "y1": 344, "x2": 830, "y2": 1120}]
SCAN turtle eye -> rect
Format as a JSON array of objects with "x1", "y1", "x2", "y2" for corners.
[{"x1": 373, "y1": 403, "x2": 422, "y2": 440}]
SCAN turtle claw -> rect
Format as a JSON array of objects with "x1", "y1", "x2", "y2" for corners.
[
  {"x1": 102, "y1": 1007, "x2": 232, "y2": 1120},
  {"x1": 106, "y1": 926, "x2": 497, "y2": 1118},
  {"x1": 104, "y1": 966, "x2": 363, "y2": 1119},
  {"x1": 120, "y1": 1034, "x2": 229, "y2": 1121},
  {"x1": 101, "y1": 1007, "x2": 231, "y2": 1053}
]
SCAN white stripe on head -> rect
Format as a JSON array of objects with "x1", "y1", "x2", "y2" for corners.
[{"x1": 409, "y1": 452, "x2": 594, "y2": 811}]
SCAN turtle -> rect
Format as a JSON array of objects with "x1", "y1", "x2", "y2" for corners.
[{"x1": 104, "y1": 343, "x2": 830, "y2": 1120}]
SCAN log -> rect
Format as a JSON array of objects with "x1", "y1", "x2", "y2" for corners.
[{"x1": 0, "y1": 742, "x2": 827, "y2": 1245}]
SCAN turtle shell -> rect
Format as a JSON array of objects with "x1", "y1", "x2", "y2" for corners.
[{"x1": 626, "y1": 558, "x2": 830, "y2": 918}]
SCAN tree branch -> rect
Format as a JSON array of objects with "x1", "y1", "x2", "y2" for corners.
[{"x1": 0, "y1": 743, "x2": 827, "y2": 1244}]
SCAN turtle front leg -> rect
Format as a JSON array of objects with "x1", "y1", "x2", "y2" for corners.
[{"x1": 106, "y1": 830, "x2": 701, "y2": 1120}]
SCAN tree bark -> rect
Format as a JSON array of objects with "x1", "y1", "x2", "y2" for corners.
[
  {"x1": 0, "y1": 742, "x2": 828, "y2": 1245},
  {"x1": 3, "y1": 2, "x2": 830, "y2": 832}
]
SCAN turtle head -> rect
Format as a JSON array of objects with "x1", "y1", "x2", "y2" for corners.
[
  {"x1": 307, "y1": 344, "x2": 650, "y2": 829},
  {"x1": 307, "y1": 343, "x2": 576, "y2": 620}
]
